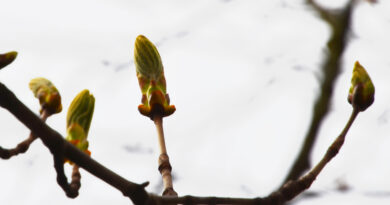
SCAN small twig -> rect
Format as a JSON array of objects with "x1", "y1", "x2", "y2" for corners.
[
  {"x1": 0, "y1": 110, "x2": 50, "y2": 159},
  {"x1": 153, "y1": 115, "x2": 178, "y2": 196},
  {"x1": 52, "y1": 139, "x2": 82, "y2": 198},
  {"x1": 54, "y1": 154, "x2": 79, "y2": 198},
  {"x1": 274, "y1": 109, "x2": 359, "y2": 203},
  {"x1": 53, "y1": 156, "x2": 82, "y2": 198},
  {"x1": 309, "y1": 109, "x2": 358, "y2": 176},
  {"x1": 70, "y1": 165, "x2": 82, "y2": 192}
]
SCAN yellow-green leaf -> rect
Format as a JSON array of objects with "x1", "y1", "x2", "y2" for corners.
[
  {"x1": 134, "y1": 35, "x2": 163, "y2": 81},
  {"x1": 66, "y1": 89, "x2": 95, "y2": 138},
  {"x1": 29, "y1": 77, "x2": 62, "y2": 114}
]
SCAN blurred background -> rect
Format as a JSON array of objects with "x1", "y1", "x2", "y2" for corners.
[{"x1": 0, "y1": 0, "x2": 390, "y2": 204}]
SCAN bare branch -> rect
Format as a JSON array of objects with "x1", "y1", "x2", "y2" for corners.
[
  {"x1": 0, "y1": 81, "x2": 362, "y2": 204},
  {"x1": 283, "y1": 0, "x2": 355, "y2": 184}
]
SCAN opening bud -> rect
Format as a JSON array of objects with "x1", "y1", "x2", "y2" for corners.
[
  {"x1": 348, "y1": 61, "x2": 375, "y2": 111},
  {"x1": 66, "y1": 89, "x2": 95, "y2": 161},
  {"x1": 0, "y1": 51, "x2": 18, "y2": 69},
  {"x1": 133, "y1": 35, "x2": 175, "y2": 119},
  {"x1": 134, "y1": 35, "x2": 163, "y2": 81},
  {"x1": 29, "y1": 77, "x2": 62, "y2": 114}
]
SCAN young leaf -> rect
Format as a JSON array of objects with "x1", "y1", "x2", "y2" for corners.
[
  {"x1": 66, "y1": 89, "x2": 95, "y2": 158},
  {"x1": 29, "y1": 77, "x2": 62, "y2": 114}
]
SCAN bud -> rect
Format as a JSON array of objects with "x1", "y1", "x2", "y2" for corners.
[
  {"x1": 134, "y1": 35, "x2": 175, "y2": 119},
  {"x1": 348, "y1": 61, "x2": 375, "y2": 111},
  {"x1": 66, "y1": 89, "x2": 95, "y2": 159},
  {"x1": 0, "y1": 51, "x2": 17, "y2": 69},
  {"x1": 29, "y1": 77, "x2": 62, "y2": 114},
  {"x1": 134, "y1": 35, "x2": 164, "y2": 81}
]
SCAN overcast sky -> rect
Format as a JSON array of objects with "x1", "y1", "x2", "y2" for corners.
[{"x1": 1, "y1": 0, "x2": 390, "y2": 204}]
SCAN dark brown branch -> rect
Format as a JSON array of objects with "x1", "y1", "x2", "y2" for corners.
[
  {"x1": 282, "y1": 0, "x2": 355, "y2": 184},
  {"x1": 0, "y1": 81, "x2": 361, "y2": 204},
  {"x1": 54, "y1": 154, "x2": 79, "y2": 198},
  {"x1": 0, "y1": 111, "x2": 49, "y2": 159},
  {"x1": 0, "y1": 82, "x2": 150, "y2": 205}
]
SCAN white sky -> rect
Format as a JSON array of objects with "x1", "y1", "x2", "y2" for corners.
[{"x1": 1, "y1": 0, "x2": 390, "y2": 204}]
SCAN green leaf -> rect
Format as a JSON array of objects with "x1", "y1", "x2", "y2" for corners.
[
  {"x1": 134, "y1": 35, "x2": 163, "y2": 81},
  {"x1": 29, "y1": 77, "x2": 62, "y2": 114}
]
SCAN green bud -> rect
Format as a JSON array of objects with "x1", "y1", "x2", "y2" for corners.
[
  {"x1": 29, "y1": 77, "x2": 62, "y2": 114},
  {"x1": 133, "y1": 35, "x2": 175, "y2": 119},
  {"x1": 348, "y1": 61, "x2": 375, "y2": 111},
  {"x1": 66, "y1": 89, "x2": 95, "y2": 154},
  {"x1": 134, "y1": 35, "x2": 163, "y2": 81},
  {"x1": 0, "y1": 51, "x2": 17, "y2": 69}
]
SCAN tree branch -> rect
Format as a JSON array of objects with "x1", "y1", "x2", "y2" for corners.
[
  {"x1": 282, "y1": 0, "x2": 355, "y2": 184},
  {"x1": 0, "y1": 81, "x2": 361, "y2": 204},
  {"x1": 0, "y1": 82, "x2": 150, "y2": 205}
]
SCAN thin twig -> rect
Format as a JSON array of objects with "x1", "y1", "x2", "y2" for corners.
[
  {"x1": 54, "y1": 154, "x2": 79, "y2": 198},
  {"x1": 154, "y1": 116, "x2": 178, "y2": 196},
  {"x1": 0, "y1": 110, "x2": 50, "y2": 159},
  {"x1": 70, "y1": 165, "x2": 81, "y2": 192},
  {"x1": 53, "y1": 160, "x2": 82, "y2": 198},
  {"x1": 275, "y1": 109, "x2": 359, "y2": 203}
]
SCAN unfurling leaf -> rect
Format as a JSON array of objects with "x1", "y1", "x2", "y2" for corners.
[
  {"x1": 0, "y1": 51, "x2": 17, "y2": 69},
  {"x1": 134, "y1": 35, "x2": 164, "y2": 82},
  {"x1": 66, "y1": 89, "x2": 95, "y2": 161},
  {"x1": 134, "y1": 35, "x2": 175, "y2": 119},
  {"x1": 348, "y1": 61, "x2": 375, "y2": 111},
  {"x1": 29, "y1": 77, "x2": 62, "y2": 114}
]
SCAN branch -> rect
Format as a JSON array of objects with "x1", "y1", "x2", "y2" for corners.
[
  {"x1": 282, "y1": 0, "x2": 355, "y2": 184},
  {"x1": 54, "y1": 153, "x2": 79, "y2": 198},
  {"x1": 0, "y1": 110, "x2": 49, "y2": 159},
  {"x1": 0, "y1": 81, "x2": 361, "y2": 204},
  {"x1": 153, "y1": 109, "x2": 359, "y2": 205},
  {"x1": 0, "y1": 82, "x2": 151, "y2": 205}
]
